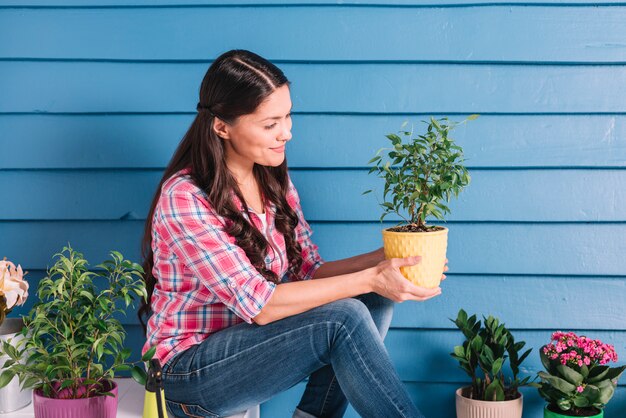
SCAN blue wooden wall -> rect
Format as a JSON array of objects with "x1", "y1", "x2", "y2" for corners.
[{"x1": 2, "y1": 1, "x2": 626, "y2": 417}]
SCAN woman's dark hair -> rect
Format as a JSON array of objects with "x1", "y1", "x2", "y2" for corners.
[{"x1": 138, "y1": 50, "x2": 303, "y2": 332}]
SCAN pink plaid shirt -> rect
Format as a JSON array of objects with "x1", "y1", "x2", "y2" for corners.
[{"x1": 143, "y1": 167, "x2": 325, "y2": 366}]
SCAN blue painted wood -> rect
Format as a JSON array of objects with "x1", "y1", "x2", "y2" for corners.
[
  {"x1": 3, "y1": 222, "x2": 626, "y2": 275},
  {"x1": 3, "y1": 6, "x2": 626, "y2": 63},
  {"x1": 4, "y1": 62, "x2": 626, "y2": 113},
  {"x1": 4, "y1": 0, "x2": 626, "y2": 6},
  {"x1": 13, "y1": 271, "x2": 626, "y2": 329},
  {"x1": 2, "y1": 2, "x2": 626, "y2": 417},
  {"x1": 3, "y1": 115, "x2": 626, "y2": 169},
  {"x1": 4, "y1": 169, "x2": 626, "y2": 222},
  {"x1": 261, "y1": 382, "x2": 626, "y2": 418}
]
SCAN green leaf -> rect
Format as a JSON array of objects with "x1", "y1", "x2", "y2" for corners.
[
  {"x1": 602, "y1": 365, "x2": 626, "y2": 381},
  {"x1": 484, "y1": 379, "x2": 505, "y2": 401},
  {"x1": 22, "y1": 376, "x2": 41, "y2": 389},
  {"x1": 471, "y1": 335, "x2": 483, "y2": 353},
  {"x1": 141, "y1": 346, "x2": 157, "y2": 362},
  {"x1": 557, "y1": 365, "x2": 584, "y2": 386},
  {"x1": 587, "y1": 367, "x2": 610, "y2": 383},
  {"x1": 467, "y1": 114, "x2": 480, "y2": 121},
  {"x1": 597, "y1": 382, "x2": 615, "y2": 404},
  {"x1": 573, "y1": 395, "x2": 590, "y2": 408},
  {"x1": 456, "y1": 309, "x2": 468, "y2": 325},
  {"x1": 492, "y1": 358, "x2": 504, "y2": 376},
  {"x1": 538, "y1": 371, "x2": 577, "y2": 394},
  {"x1": 131, "y1": 366, "x2": 147, "y2": 386},
  {"x1": 453, "y1": 346, "x2": 464, "y2": 358},
  {"x1": 557, "y1": 399, "x2": 572, "y2": 411},
  {"x1": 0, "y1": 370, "x2": 15, "y2": 388}
]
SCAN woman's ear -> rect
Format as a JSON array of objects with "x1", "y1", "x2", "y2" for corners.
[{"x1": 212, "y1": 118, "x2": 231, "y2": 140}]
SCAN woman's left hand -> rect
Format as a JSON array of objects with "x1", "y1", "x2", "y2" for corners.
[{"x1": 375, "y1": 247, "x2": 448, "y2": 280}]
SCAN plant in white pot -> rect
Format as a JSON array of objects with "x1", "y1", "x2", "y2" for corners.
[
  {"x1": 0, "y1": 257, "x2": 31, "y2": 413},
  {"x1": 450, "y1": 309, "x2": 533, "y2": 418},
  {"x1": 0, "y1": 245, "x2": 147, "y2": 418},
  {"x1": 363, "y1": 116, "x2": 476, "y2": 288}
]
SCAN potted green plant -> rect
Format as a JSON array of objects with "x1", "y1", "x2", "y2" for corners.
[
  {"x1": 450, "y1": 309, "x2": 533, "y2": 418},
  {"x1": 0, "y1": 257, "x2": 31, "y2": 413},
  {"x1": 0, "y1": 245, "x2": 147, "y2": 418},
  {"x1": 363, "y1": 116, "x2": 476, "y2": 288},
  {"x1": 537, "y1": 331, "x2": 625, "y2": 418}
]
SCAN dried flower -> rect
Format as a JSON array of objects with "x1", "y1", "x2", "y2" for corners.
[{"x1": 0, "y1": 258, "x2": 29, "y2": 311}]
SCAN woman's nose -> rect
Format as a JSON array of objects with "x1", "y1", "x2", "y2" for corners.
[{"x1": 281, "y1": 127, "x2": 292, "y2": 142}]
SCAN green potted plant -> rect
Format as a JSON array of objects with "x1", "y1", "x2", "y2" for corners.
[
  {"x1": 0, "y1": 245, "x2": 147, "y2": 418},
  {"x1": 450, "y1": 309, "x2": 533, "y2": 418},
  {"x1": 537, "y1": 331, "x2": 625, "y2": 418},
  {"x1": 363, "y1": 116, "x2": 476, "y2": 288}
]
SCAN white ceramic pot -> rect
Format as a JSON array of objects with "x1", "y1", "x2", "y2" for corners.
[
  {"x1": 0, "y1": 318, "x2": 32, "y2": 413},
  {"x1": 455, "y1": 387, "x2": 523, "y2": 418}
]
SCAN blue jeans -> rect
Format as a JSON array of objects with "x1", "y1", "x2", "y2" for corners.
[{"x1": 161, "y1": 292, "x2": 425, "y2": 418}]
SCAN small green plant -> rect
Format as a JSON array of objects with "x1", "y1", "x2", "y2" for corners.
[
  {"x1": 450, "y1": 309, "x2": 533, "y2": 401},
  {"x1": 363, "y1": 116, "x2": 476, "y2": 231},
  {"x1": 0, "y1": 245, "x2": 147, "y2": 399},
  {"x1": 537, "y1": 331, "x2": 625, "y2": 416}
]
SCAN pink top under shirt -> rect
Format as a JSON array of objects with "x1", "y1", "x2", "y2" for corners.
[{"x1": 143, "y1": 167, "x2": 325, "y2": 366}]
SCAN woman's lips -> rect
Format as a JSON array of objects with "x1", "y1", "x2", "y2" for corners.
[{"x1": 270, "y1": 146, "x2": 285, "y2": 153}]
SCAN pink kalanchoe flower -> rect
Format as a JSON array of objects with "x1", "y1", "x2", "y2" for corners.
[{"x1": 577, "y1": 386, "x2": 584, "y2": 393}]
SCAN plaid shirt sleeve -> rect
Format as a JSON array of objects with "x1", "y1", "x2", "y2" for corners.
[
  {"x1": 285, "y1": 175, "x2": 325, "y2": 282},
  {"x1": 159, "y1": 188, "x2": 276, "y2": 324}
]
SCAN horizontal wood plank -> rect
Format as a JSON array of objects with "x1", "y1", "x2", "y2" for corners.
[
  {"x1": 4, "y1": 1, "x2": 626, "y2": 6},
  {"x1": 11, "y1": 272, "x2": 626, "y2": 330},
  {"x1": 3, "y1": 221, "x2": 625, "y2": 275},
  {"x1": 3, "y1": 169, "x2": 626, "y2": 222},
  {"x1": 3, "y1": 6, "x2": 626, "y2": 63},
  {"x1": 4, "y1": 62, "x2": 626, "y2": 113},
  {"x1": 2, "y1": 114, "x2": 626, "y2": 169}
]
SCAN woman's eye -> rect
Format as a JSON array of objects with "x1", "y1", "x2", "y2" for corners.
[{"x1": 264, "y1": 123, "x2": 277, "y2": 130}]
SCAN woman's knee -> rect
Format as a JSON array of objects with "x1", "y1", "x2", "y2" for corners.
[
  {"x1": 357, "y1": 291, "x2": 395, "y2": 311},
  {"x1": 317, "y1": 298, "x2": 377, "y2": 331}
]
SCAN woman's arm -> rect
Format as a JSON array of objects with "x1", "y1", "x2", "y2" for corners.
[
  {"x1": 311, "y1": 247, "x2": 385, "y2": 279},
  {"x1": 253, "y1": 255, "x2": 441, "y2": 325}
]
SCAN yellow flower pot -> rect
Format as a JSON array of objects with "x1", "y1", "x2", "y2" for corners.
[{"x1": 381, "y1": 227, "x2": 448, "y2": 288}]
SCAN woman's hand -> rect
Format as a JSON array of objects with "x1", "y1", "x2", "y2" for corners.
[{"x1": 370, "y1": 256, "x2": 442, "y2": 303}]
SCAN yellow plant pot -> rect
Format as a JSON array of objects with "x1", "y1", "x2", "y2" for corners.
[{"x1": 381, "y1": 226, "x2": 448, "y2": 288}]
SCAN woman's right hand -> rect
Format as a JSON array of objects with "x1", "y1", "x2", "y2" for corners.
[{"x1": 370, "y1": 256, "x2": 442, "y2": 303}]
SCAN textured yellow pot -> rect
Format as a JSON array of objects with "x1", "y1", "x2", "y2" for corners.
[{"x1": 381, "y1": 226, "x2": 448, "y2": 288}]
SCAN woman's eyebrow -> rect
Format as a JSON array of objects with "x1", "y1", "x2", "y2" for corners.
[{"x1": 260, "y1": 105, "x2": 293, "y2": 121}]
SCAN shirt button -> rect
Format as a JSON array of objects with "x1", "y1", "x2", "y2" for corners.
[{"x1": 228, "y1": 280, "x2": 237, "y2": 288}]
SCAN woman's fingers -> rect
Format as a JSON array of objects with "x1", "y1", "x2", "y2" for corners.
[
  {"x1": 406, "y1": 283, "x2": 442, "y2": 299},
  {"x1": 393, "y1": 255, "x2": 422, "y2": 268}
]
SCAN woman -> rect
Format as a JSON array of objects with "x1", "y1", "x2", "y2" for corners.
[{"x1": 139, "y1": 49, "x2": 445, "y2": 418}]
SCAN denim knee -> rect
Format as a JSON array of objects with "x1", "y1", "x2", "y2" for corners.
[{"x1": 324, "y1": 298, "x2": 376, "y2": 333}]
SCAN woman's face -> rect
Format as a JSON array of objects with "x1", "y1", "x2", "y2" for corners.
[{"x1": 215, "y1": 84, "x2": 293, "y2": 173}]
